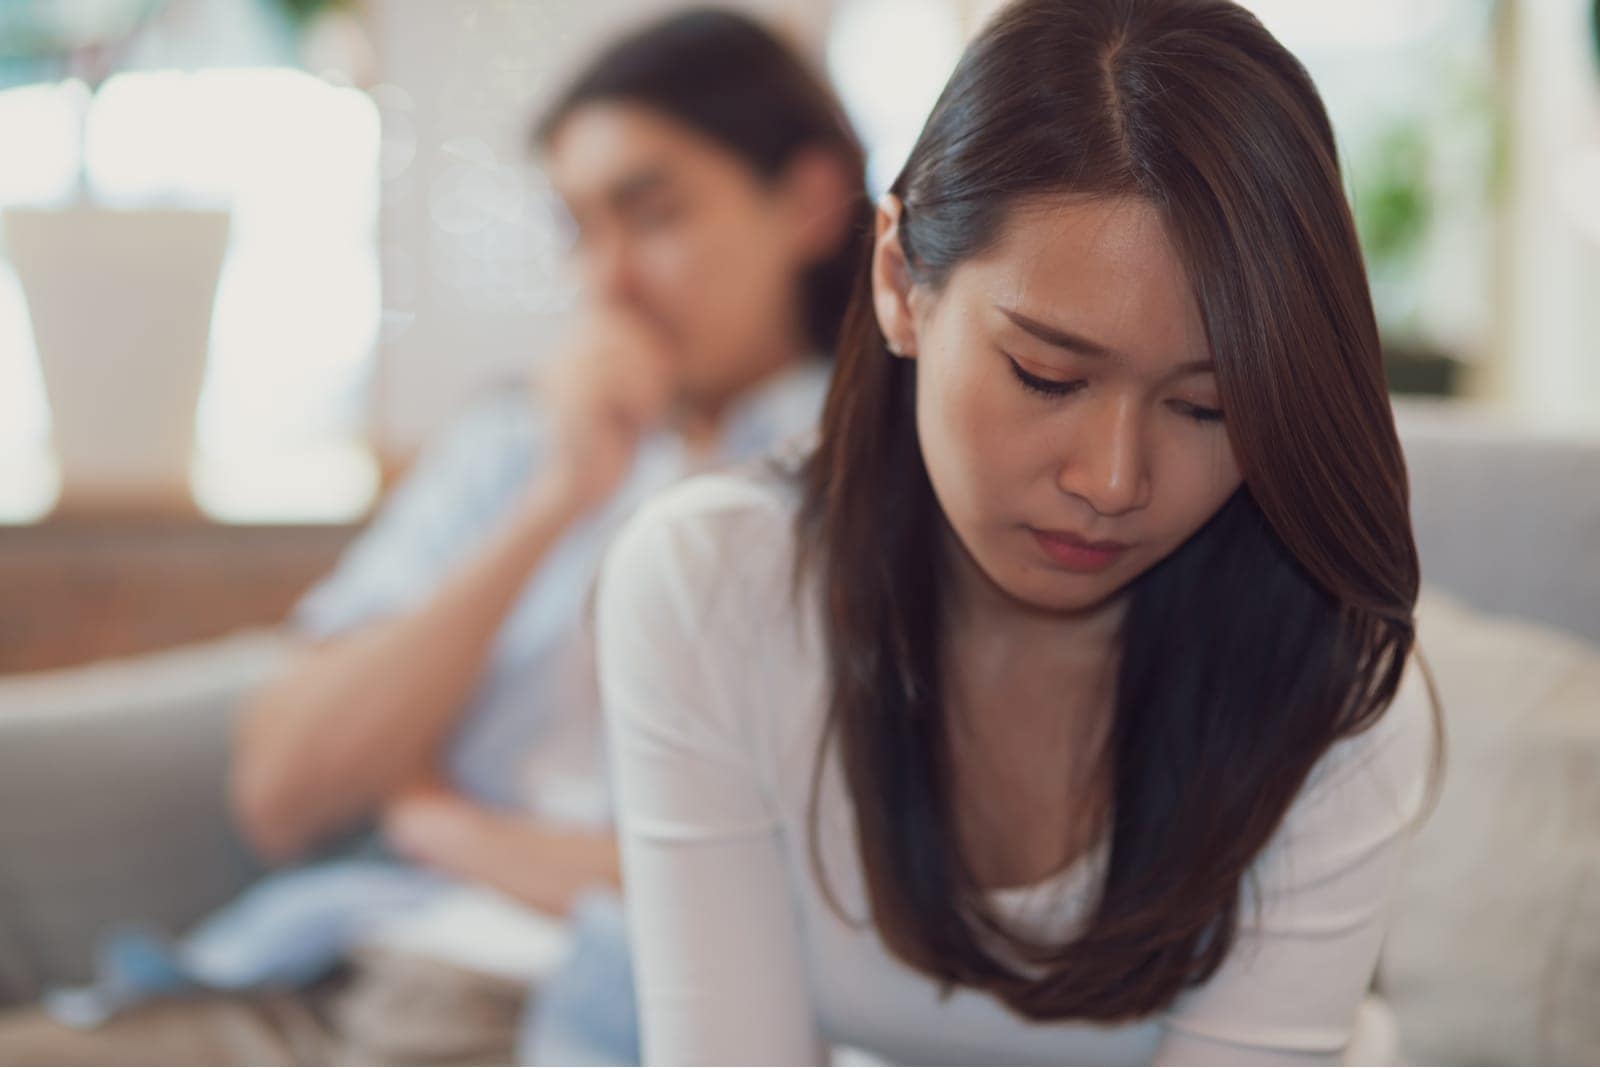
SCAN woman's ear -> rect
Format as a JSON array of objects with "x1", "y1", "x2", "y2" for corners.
[{"x1": 871, "y1": 194, "x2": 917, "y2": 358}]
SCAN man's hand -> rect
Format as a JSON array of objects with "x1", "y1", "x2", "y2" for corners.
[
  {"x1": 534, "y1": 301, "x2": 679, "y2": 518},
  {"x1": 381, "y1": 784, "x2": 621, "y2": 917}
]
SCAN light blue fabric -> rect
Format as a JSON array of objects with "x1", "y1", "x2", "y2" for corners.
[
  {"x1": 45, "y1": 361, "x2": 831, "y2": 1047},
  {"x1": 45, "y1": 859, "x2": 446, "y2": 1028},
  {"x1": 520, "y1": 888, "x2": 640, "y2": 1066}
]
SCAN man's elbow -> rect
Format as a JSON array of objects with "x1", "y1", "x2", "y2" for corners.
[
  {"x1": 226, "y1": 645, "x2": 335, "y2": 865},
  {"x1": 229, "y1": 757, "x2": 317, "y2": 865}
]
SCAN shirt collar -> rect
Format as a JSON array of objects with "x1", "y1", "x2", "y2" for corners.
[{"x1": 706, "y1": 355, "x2": 832, "y2": 464}]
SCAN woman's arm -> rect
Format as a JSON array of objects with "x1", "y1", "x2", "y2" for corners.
[{"x1": 595, "y1": 490, "x2": 827, "y2": 1066}]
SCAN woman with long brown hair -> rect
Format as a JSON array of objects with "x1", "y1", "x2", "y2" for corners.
[{"x1": 596, "y1": 0, "x2": 1439, "y2": 1063}]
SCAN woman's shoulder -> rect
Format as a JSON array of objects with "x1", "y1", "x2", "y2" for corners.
[
  {"x1": 615, "y1": 456, "x2": 804, "y2": 562},
  {"x1": 1309, "y1": 648, "x2": 1437, "y2": 811},
  {"x1": 1257, "y1": 648, "x2": 1438, "y2": 888},
  {"x1": 594, "y1": 457, "x2": 822, "y2": 774},
  {"x1": 601, "y1": 456, "x2": 810, "y2": 630},
  {"x1": 632, "y1": 454, "x2": 803, "y2": 529}
]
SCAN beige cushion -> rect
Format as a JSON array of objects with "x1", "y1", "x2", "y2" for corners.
[{"x1": 1380, "y1": 588, "x2": 1600, "y2": 1064}]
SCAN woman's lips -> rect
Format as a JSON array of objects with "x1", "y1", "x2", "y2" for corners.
[{"x1": 1030, "y1": 527, "x2": 1130, "y2": 573}]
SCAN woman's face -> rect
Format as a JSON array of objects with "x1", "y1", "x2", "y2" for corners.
[
  {"x1": 874, "y1": 194, "x2": 1243, "y2": 616},
  {"x1": 545, "y1": 102, "x2": 847, "y2": 409}
]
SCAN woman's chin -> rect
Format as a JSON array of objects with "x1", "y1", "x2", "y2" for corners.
[{"x1": 987, "y1": 560, "x2": 1132, "y2": 619}]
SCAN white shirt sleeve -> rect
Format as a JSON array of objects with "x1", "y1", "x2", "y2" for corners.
[
  {"x1": 595, "y1": 484, "x2": 827, "y2": 1067},
  {"x1": 1156, "y1": 659, "x2": 1437, "y2": 1064}
]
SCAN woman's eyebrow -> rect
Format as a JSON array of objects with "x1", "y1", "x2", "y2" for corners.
[
  {"x1": 998, "y1": 305, "x2": 1213, "y2": 374},
  {"x1": 999, "y1": 305, "x2": 1117, "y2": 357}
]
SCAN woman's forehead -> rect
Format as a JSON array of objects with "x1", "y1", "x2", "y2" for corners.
[{"x1": 956, "y1": 195, "x2": 1211, "y2": 372}]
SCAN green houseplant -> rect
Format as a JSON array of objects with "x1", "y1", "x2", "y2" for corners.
[
  {"x1": 1344, "y1": 2, "x2": 1504, "y2": 398},
  {"x1": 1352, "y1": 118, "x2": 1464, "y2": 396}
]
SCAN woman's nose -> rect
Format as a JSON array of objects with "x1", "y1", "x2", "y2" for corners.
[{"x1": 1056, "y1": 395, "x2": 1151, "y2": 517}]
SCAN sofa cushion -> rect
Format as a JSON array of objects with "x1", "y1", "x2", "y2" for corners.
[
  {"x1": 1380, "y1": 588, "x2": 1600, "y2": 1064},
  {"x1": 0, "y1": 630, "x2": 290, "y2": 1005},
  {"x1": 1397, "y1": 401, "x2": 1600, "y2": 646}
]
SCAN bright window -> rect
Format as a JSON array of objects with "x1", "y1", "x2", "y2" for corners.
[{"x1": 0, "y1": 67, "x2": 381, "y2": 522}]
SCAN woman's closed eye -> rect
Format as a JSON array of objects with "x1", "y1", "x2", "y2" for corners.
[
  {"x1": 1005, "y1": 353, "x2": 1225, "y2": 424},
  {"x1": 1004, "y1": 353, "x2": 1085, "y2": 398},
  {"x1": 1168, "y1": 399, "x2": 1225, "y2": 423}
]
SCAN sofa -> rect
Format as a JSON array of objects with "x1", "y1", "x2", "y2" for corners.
[{"x1": 0, "y1": 400, "x2": 1596, "y2": 1064}]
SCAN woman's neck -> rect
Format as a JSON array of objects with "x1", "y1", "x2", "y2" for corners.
[{"x1": 938, "y1": 520, "x2": 1123, "y2": 889}]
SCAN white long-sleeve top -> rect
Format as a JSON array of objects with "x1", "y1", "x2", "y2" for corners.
[{"x1": 595, "y1": 461, "x2": 1434, "y2": 1066}]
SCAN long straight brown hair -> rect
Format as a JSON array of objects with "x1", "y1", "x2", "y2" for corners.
[{"x1": 799, "y1": 0, "x2": 1433, "y2": 1021}]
